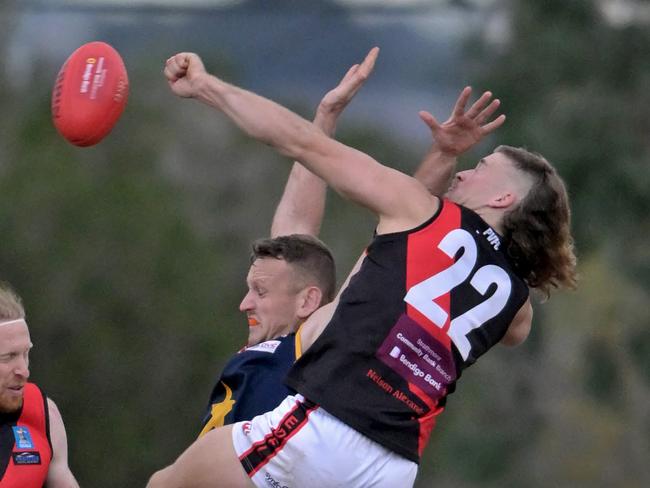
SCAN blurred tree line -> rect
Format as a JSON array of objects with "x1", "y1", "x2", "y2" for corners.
[
  {"x1": 0, "y1": 0, "x2": 648, "y2": 487},
  {"x1": 418, "y1": 1, "x2": 650, "y2": 487}
]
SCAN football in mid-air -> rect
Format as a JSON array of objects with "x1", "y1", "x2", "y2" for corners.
[{"x1": 51, "y1": 41, "x2": 129, "y2": 147}]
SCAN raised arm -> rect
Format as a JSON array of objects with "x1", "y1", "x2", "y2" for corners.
[
  {"x1": 271, "y1": 49, "x2": 377, "y2": 237},
  {"x1": 413, "y1": 86, "x2": 506, "y2": 195},
  {"x1": 164, "y1": 48, "x2": 435, "y2": 234}
]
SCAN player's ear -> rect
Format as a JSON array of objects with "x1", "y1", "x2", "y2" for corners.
[
  {"x1": 489, "y1": 191, "x2": 516, "y2": 209},
  {"x1": 296, "y1": 286, "x2": 323, "y2": 319}
]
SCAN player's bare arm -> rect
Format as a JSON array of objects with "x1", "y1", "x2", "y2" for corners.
[
  {"x1": 499, "y1": 298, "x2": 533, "y2": 347},
  {"x1": 45, "y1": 398, "x2": 80, "y2": 488},
  {"x1": 414, "y1": 86, "x2": 506, "y2": 196},
  {"x1": 164, "y1": 49, "x2": 437, "y2": 235},
  {"x1": 271, "y1": 48, "x2": 378, "y2": 237},
  {"x1": 146, "y1": 425, "x2": 252, "y2": 488}
]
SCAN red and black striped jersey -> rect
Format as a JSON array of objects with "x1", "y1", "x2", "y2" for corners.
[
  {"x1": 0, "y1": 383, "x2": 52, "y2": 488},
  {"x1": 286, "y1": 199, "x2": 529, "y2": 463}
]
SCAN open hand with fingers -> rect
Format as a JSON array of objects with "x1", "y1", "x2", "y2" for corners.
[
  {"x1": 419, "y1": 86, "x2": 505, "y2": 157},
  {"x1": 316, "y1": 47, "x2": 379, "y2": 124}
]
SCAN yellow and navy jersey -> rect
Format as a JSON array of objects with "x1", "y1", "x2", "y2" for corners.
[
  {"x1": 199, "y1": 330, "x2": 302, "y2": 437},
  {"x1": 287, "y1": 199, "x2": 529, "y2": 463}
]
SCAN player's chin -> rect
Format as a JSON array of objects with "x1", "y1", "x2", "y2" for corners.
[
  {"x1": 247, "y1": 329, "x2": 263, "y2": 347},
  {"x1": 0, "y1": 395, "x2": 23, "y2": 414},
  {"x1": 444, "y1": 188, "x2": 462, "y2": 204}
]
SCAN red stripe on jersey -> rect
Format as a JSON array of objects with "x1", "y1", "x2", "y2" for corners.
[
  {"x1": 408, "y1": 382, "x2": 445, "y2": 456},
  {"x1": 1, "y1": 383, "x2": 52, "y2": 488},
  {"x1": 405, "y1": 200, "x2": 460, "y2": 452},
  {"x1": 238, "y1": 398, "x2": 318, "y2": 478},
  {"x1": 405, "y1": 200, "x2": 461, "y2": 348}
]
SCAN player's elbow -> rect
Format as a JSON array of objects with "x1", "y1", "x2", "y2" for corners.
[
  {"x1": 146, "y1": 472, "x2": 163, "y2": 488},
  {"x1": 500, "y1": 319, "x2": 532, "y2": 347},
  {"x1": 146, "y1": 467, "x2": 175, "y2": 488},
  {"x1": 268, "y1": 120, "x2": 320, "y2": 161}
]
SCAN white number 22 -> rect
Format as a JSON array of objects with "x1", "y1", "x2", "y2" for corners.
[{"x1": 404, "y1": 229, "x2": 511, "y2": 360}]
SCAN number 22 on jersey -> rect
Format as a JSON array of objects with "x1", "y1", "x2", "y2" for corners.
[{"x1": 404, "y1": 228, "x2": 511, "y2": 361}]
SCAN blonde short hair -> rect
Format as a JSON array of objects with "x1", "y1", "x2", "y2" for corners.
[{"x1": 0, "y1": 283, "x2": 25, "y2": 321}]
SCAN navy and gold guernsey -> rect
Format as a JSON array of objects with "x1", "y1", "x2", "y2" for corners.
[
  {"x1": 199, "y1": 329, "x2": 303, "y2": 437},
  {"x1": 286, "y1": 199, "x2": 529, "y2": 463}
]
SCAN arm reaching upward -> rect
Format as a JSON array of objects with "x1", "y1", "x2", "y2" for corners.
[
  {"x1": 164, "y1": 48, "x2": 435, "y2": 235},
  {"x1": 271, "y1": 49, "x2": 377, "y2": 237},
  {"x1": 414, "y1": 86, "x2": 506, "y2": 196}
]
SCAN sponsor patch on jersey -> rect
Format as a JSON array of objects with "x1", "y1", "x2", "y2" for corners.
[
  {"x1": 246, "y1": 340, "x2": 281, "y2": 354},
  {"x1": 12, "y1": 451, "x2": 41, "y2": 465},
  {"x1": 12, "y1": 426, "x2": 34, "y2": 449},
  {"x1": 377, "y1": 313, "x2": 456, "y2": 403}
]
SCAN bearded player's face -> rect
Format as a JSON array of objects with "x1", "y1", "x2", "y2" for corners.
[{"x1": 0, "y1": 321, "x2": 32, "y2": 414}]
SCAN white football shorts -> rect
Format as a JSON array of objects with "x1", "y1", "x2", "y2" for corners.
[{"x1": 231, "y1": 394, "x2": 418, "y2": 488}]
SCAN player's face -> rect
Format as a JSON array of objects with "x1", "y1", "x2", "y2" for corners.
[
  {"x1": 445, "y1": 152, "x2": 518, "y2": 210},
  {"x1": 0, "y1": 321, "x2": 32, "y2": 414},
  {"x1": 239, "y1": 257, "x2": 304, "y2": 347}
]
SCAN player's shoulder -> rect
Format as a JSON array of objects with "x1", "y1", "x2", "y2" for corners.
[
  {"x1": 241, "y1": 333, "x2": 295, "y2": 355},
  {"x1": 221, "y1": 334, "x2": 296, "y2": 375},
  {"x1": 231, "y1": 333, "x2": 296, "y2": 362}
]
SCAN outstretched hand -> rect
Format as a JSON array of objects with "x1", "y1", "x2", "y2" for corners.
[
  {"x1": 270, "y1": 48, "x2": 379, "y2": 238},
  {"x1": 315, "y1": 47, "x2": 379, "y2": 123},
  {"x1": 419, "y1": 86, "x2": 506, "y2": 157},
  {"x1": 164, "y1": 52, "x2": 208, "y2": 98}
]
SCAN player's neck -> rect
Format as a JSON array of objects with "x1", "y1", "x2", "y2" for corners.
[{"x1": 475, "y1": 207, "x2": 505, "y2": 235}]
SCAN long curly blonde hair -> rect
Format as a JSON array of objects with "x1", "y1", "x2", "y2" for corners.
[{"x1": 496, "y1": 145, "x2": 578, "y2": 297}]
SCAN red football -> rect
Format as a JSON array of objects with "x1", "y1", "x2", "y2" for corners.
[{"x1": 51, "y1": 41, "x2": 129, "y2": 147}]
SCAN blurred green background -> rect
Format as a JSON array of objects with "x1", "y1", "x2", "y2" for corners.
[{"x1": 1, "y1": 0, "x2": 648, "y2": 486}]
